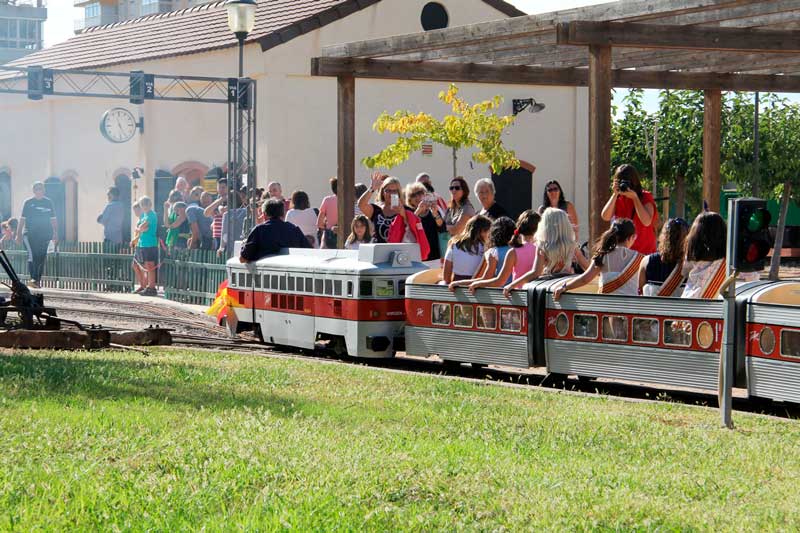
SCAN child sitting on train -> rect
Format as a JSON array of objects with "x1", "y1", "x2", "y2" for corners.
[
  {"x1": 638, "y1": 217, "x2": 690, "y2": 296},
  {"x1": 449, "y1": 216, "x2": 516, "y2": 290},
  {"x1": 680, "y1": 212, "x2": 728, "y2": 299},
  {"x1": 462, "y1": 210, "x2": 541, "y2": 293},
  {"x1": 502, "y1": 208, "x2": 589, "y2": 298},
  {"x1": 345, "y1": 215, "x2": 371, "y2": 250},
  {"x1": 442, "y1": 215, "x2": 491, "y2": 284},
  {"x1": 553, "y1": 218, "x2": 641, "y2": 300}
]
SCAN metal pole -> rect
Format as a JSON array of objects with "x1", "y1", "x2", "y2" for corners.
[
  {"x1": 753, "y1": 92, "x2": 760, "y2": 197},
  {"x1": 719, "y1": 196, "x2": 738, "y2": 429}
]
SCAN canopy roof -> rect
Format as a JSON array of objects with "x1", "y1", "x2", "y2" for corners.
[{"x1": 314, "y1": 0, "x2": 800, "y2": 92}]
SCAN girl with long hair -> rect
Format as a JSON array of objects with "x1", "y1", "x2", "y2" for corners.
[
  {"x1": 638, "y1": 217, "x2": 690, "y2": 296},
  {"x1": 601, "y1": 164, "x2": 659, "y2": 254},
  {"x1": 449, "y1": 216, "x2": 516, "y2": 290},
  {"x1": 442, "y1": 215, "x2": 491, "y2": 284},
  {"x1": 345, "y1": 214, "x2": 371, "y2": 250},
  {"x1": 538, "y1": 180, "x2": 579, "y2": 235},
  {"x1": 680, "y1": 212, "x2": 728, "y2": 299},
  {"x1": 503, "y1": 208, "x2": 589, "y2": 297},
  {"x1": 553, "y1": 218, "x2": 640, "y2": 300},
  {"x1": 464, "y1": 210, "x2": 541, "y2": 292}
]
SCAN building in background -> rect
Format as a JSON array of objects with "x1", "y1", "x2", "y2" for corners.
[
  {"x1": 0, "y1": 0, "x2": 590, "y2": 243},
  {"x1": 0, "y1": 0, "x2": 46, "y2": 64},
  {"x1": 74, "y1": 0, "x2": 208, "y2": 31}
]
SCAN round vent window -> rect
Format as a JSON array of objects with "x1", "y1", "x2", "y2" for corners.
[
  {"x1": 759, "y1": 327, "x2": 776, "y2": 355},
  {"x1": 696, "y1": 321, "x2": 714, "y2": 349},
  {"x1": 421, "y1": 2, "x2": 449, "y2": 31},
  {"x1": 555, "y1": 313, "x2": 569, "y2": 337}
]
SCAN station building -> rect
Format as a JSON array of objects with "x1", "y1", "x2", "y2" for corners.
[{"x1": 0, "y1": 0, "x2": 589, "y2": 242}]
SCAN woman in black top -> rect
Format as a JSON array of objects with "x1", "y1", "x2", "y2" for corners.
[
  {"x1": 358, "y1": 172, "x2": 406, "y2": 243},
  {"x1": 638, "y1": 217, "x2": 689, "y2": 296}
]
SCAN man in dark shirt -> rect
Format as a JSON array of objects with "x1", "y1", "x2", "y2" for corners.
[
  {"x1": 474, "y1": 178, "x2": 508, "y2": 220},
  {"x1": 240, "y1": 198, "x2": 311, "y2": 263},
  {"x1": 16, "y1": 181, "x2": 58, "y2": 288}
]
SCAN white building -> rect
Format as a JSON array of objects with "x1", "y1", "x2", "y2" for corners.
[{"x1": 0, "y1": 0, "x2": 589, "y2": 243}]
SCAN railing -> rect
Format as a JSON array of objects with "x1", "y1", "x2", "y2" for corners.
[{"x1": 0, "y1": 242, "x2": 227, "y2": 306}]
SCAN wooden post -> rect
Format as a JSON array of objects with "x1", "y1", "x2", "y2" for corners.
[
  {"x1": 588, "y1": 45, "x2": 612, "y2": 243},
  {"x1": 703, "y1": 89, "x2": 722, "y2": 213},
  {"x1": 337, "y1": 76, "x2": 355, "y2": 248}
]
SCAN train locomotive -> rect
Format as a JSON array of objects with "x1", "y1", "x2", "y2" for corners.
[{"x1": 227, "y1": 243, "x2": 800, "y2": 404}]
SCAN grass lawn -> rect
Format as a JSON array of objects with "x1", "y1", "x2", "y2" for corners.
[{"x1": 1, "y1": 348, "x2": 799, "y2": 531}]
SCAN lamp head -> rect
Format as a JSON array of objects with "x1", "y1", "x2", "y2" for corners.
[
  {"x1": 531, "y1": 101, "x2": 546, "y2": 113},
  {"x1": 226, "y1": 0, "x2": 257, "y2": 36}
]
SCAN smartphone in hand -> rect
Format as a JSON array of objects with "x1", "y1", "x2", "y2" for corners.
[{"x1": 390, "y1": 194, "x2": 400, "y2": 208}]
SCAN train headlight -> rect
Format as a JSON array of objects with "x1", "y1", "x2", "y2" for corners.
[
  {"x1": 696, "y1": 321, "x2": 714, "y2": 349},
  {"x1": 555, "y1": 313, "x2": 569, "y2": 337},
  {"x1": 759, "y1": 327, "x2": 776, "y2": 355}
]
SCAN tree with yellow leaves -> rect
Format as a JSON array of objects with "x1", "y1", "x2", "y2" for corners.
[{"x1": 362, "y1": 84, "x2": 520, "y2": 178}]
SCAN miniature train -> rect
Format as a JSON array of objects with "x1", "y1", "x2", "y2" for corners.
[{"x1": 227, "y1": 244, "x2": 800, "y2": 404}]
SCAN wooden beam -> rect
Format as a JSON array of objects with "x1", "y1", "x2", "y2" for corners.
[
  {"x1": 321, "y1": 0, "x2": 741, "y2": 58},
  {"x1": 337, "y1": 76, "x2": 356, "y2": 249},
  {"x1": 560, "y1": 20, "x2": 800, "y2": 53},
  {"x1": 589, "y1": 45, "x2": 612, "y2": 244},
  {"x1": 311, "y1": 57, "x2": 800, "y2": 92},
  {"x1": 703, "y1": 89, "x2": 722, "y2": 213}
]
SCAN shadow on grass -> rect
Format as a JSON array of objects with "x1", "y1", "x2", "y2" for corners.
[{"x1": 0, "y1": 352, "x2": 308, "y2": 416}]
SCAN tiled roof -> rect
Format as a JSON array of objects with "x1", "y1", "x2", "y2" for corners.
[{"x1": 7, "y1": 0, "x2": 525, "y2": 71}]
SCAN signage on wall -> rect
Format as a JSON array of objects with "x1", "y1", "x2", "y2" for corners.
[{"x1": 422, "y1": 144, "x2": 433, "y2": 156}]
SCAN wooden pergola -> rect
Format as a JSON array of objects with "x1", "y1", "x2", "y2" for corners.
[{"x1": 311, "y1": 0, "x2": 800, "y2": 243}]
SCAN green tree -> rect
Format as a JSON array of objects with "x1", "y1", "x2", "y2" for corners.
[{"x1": 363, "y1": 84, "x2": 520, "y2": 177}]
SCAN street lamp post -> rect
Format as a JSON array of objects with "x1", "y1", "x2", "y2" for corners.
[{"x1": 225, "y1": 0, "x2": 257, "y2": 258}]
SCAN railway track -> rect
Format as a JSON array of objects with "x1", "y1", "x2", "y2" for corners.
[{"x1": 9, "y1": 291, "x2": 800, "y2": 420}]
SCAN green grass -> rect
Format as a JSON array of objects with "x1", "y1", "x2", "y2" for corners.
[{"x1": 1, "y1": 349, "x2": 799, "y2": 531}]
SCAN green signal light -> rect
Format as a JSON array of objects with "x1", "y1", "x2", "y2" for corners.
[{"x1": 747, "y1": 209, "x2": 771, "y2": 232}]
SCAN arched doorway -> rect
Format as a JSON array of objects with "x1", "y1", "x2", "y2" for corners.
[
  {"x1": 113, "y1": 170, "x2": 132, "y2": 243},
  {"x1": 491, "y1": 161, "x2": 536, "y2": 221},
  {"x1": 0, "y1": 168, "x2": 11, "y2": 221},
  {"x1": 171, "y1": 161, "x2": 209, "y2": 188}
]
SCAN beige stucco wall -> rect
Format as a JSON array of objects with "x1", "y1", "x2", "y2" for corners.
[{"x1": 0, "y1": 0, "x2": 590, "y2": 243}]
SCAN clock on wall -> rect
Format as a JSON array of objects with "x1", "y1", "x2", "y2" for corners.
[{"x1": 100, "y1": 107, "x2": 139, "y2": 143}]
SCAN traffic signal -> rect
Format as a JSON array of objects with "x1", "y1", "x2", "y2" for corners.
[{"x1": 730, "y1": 198, "x2": 773, "y2": 272}]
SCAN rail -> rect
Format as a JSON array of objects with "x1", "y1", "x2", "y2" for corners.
[{"x1": 0, "y1": 242, "x2": 227, "y2": 305}]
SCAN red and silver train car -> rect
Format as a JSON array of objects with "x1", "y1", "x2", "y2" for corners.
[
  {"x1": 404, "y1": 269, "x2": 531, "y2": 368},
  {"x1": 227, "y1": 244, "x2": 426, "y2": 357},
  {"x1": 741, "y1": 281, "x2": 800, "y2": 402},
  {"x1": 404, "y1": 271, "x2": 800, "y2": 403}
]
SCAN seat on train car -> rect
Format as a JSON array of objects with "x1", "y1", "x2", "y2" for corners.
[{"x1": 407, "y1": 268, "x2": 443, "y2": 285}]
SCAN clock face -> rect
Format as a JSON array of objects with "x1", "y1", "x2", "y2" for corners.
[{"x1": 100, "y1": 107, "x2": 137, "y2": 143}]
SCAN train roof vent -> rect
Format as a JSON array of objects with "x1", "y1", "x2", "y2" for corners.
[{"x1": 357, "y1": 243, "x2": 422, "y2": 265}]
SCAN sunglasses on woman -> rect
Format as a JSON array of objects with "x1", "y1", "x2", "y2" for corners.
[
  {"x1": 546, "y1": 187, "x2": 560, "y2": 193},
  {"x1": 449, "y1": 186, "x2": 462, "y2": 191}
]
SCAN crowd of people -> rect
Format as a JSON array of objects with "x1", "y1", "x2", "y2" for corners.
[{"x1": 1, "y1": 163, "x2": 751, "y2": 300}]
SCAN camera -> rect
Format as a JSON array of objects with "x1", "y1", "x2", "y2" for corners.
[{"x1": 619, "y1": 180, "x2": 631, "y2": 193}]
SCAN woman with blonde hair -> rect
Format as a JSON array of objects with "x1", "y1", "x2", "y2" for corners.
[
  {"x1": 503, "y1": 207, "x2": 588, "y2": 297},
  {"x1": 358, "y1": 171, "x2": 406, "y2": 243}
]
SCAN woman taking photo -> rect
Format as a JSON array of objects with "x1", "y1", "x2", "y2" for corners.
[
  {"x1": 358, "y1": 172, "x2": 406, "y2": 243},
  {"x1": 405, "y1": 182, "x2": 443, "y2": 262},
  {"x1": 443, "y1": 176, "x2": 475, "y2": 238},
  {"x1": 538, "y1": 180, "x2": 579, "y2": 236},
  {"x1": 601, "y1": 164, "x2": 658, "y2": 255}
]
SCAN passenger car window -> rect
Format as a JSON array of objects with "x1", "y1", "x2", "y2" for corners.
[
  {"x1": 398, "y1": 280, "x2": 406, "y2": 296},
  {"x1": 347, "y1": 281, "x2": 354, "y2": 297},
  {"x1": 305, "y1": 277, "x2": 313, "y2": 293},
  {"x1": 632, "y1": 318, "x2": 659, "y2": 344},
  {"x1": 263, "y1": 275, "x2": 270, "y2": 289},
  {"x1": 334, "y1": 280, "x2": 342, "y2": 296},
  {"x1": 602, "y1": 316, "x2": 627, "y2": 341},
  {"x1": 781, "y1": 329, "x2": 800, "y2": 358},
  {"x1": 315, "y1": 279, "x2": 323, "y2": 294},
  {"x1": 238, "y1": 273, "x2": 246, "y2": 287},
  {"x1": 573, "y1": 314, "x2": 598, "y2": 339},
  {"x1": 325, "y1": 279, "x2": 333, "y2": 296},
  {"x1": 254, "y1": 274, "x2": 261, "y2": 289},
  {"x1": 288, "y1": 276, "x2": 295, "y2": 291},
  {"x1": 453, "y1": 305, "x2": 473, "y2": 328},
  {"x1": 500, "y1": 308, "x2": 522, "y2": 332},
  {"x1": 477, "y1": 307, "x2": 497, "y2": 330},
  {"x1": 271, "y1": 275, "x2": 278, "y2": 289},
  {"x1": 664, "y1": 320, "x2": 692, "y2": 346},
  {"x1": 280, "y1": 276, "x2": 286, "y2": 291},
  {"x1": 431, "y1": 303, "x2": 451, "y2": 326}
]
